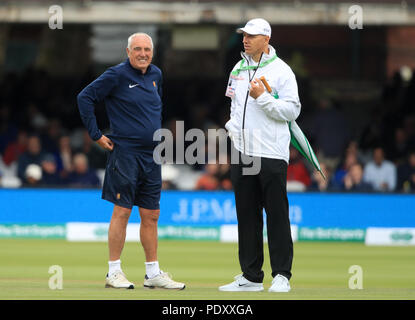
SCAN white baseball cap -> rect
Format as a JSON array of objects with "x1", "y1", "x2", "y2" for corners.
[{"x1": 236, "y1": 18, "x2": 271, "y2": 37}]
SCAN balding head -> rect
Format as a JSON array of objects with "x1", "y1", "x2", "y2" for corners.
[
  {"x1": 126, "y1": 33, "x2": 154, "y2": 73},
  {"x1": 127, "y1": 33, "x2": 153, "y2": 50}
]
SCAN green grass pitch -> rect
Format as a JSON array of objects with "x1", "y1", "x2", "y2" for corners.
[{"x1": 0, "y1": 239, "x2": 414, "y2": 300}]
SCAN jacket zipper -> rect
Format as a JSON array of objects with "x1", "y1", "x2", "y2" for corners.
[
  {"x1": 241, "y1": 90, "x2": 250, "y2": 154},
  {"x1": 241, "y1": 52, "x2": 263, "y2": 155}
]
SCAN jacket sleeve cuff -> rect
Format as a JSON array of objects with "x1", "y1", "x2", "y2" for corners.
[
  {"x1": 92, "y1": 132, "x2": 103, "y2": 141},
  {"x1": 255, "y1": 91, "x2": 273, "y2": 104}
]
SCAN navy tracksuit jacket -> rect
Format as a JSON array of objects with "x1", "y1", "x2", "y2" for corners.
[{"x1": 77, "y1": 59, "x2": 163, "y2": 152}]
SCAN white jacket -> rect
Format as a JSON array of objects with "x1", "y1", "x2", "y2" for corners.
[{"x1": 225, "y1": 45, "x2": 301, "y2": 163}]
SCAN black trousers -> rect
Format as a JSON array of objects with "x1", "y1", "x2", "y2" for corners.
[{"x1": 230, "y1": 151, "x2": 293, "y2": 283}]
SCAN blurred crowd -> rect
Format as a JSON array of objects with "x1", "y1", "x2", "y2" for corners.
[
  {"x1": 1, "y1": 67, "x2": 414, "y2": 193},
  {"x1": 0, "y1": 128, "x2": 105, "y2": 188},
  {"x1": 292, "y1": 67, "x2": 415, "y2": 194}
]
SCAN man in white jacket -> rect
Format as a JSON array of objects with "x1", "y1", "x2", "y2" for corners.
[{"x1": 219, "y1": 18, "x2": 301, "y2": 293}]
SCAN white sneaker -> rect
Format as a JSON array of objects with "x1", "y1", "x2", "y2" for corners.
[
  {"x1": 219, "y1": 274, "x2": 264, "y2": 292},
  {"x1": 268, "y1": 274, "x2": 291, "y2": 292},
  {"x1": 143, "y1": 271, "x2": 185, "y2": 290},
  {"x1": 105, "y1": 271, "x2": 134, "y2": 289}
]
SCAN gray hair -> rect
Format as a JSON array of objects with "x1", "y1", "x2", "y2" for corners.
[{"x1": 127, "y1": 33, "x2": 154, "y2": 50}]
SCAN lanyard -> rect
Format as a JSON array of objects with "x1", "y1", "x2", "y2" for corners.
[{"x1": 231, "y1": 54, "x2": 278, "y2": 76}]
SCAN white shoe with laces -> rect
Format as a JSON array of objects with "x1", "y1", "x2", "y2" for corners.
[
  {"x1": 268, "y1": 274, "x2": 291, "y2": 292},
  {"x1": 143, "y1": 271, "x2": 186, "y2": 290},
  {"x1": 105, "y1": 271, "x2": 134, "y2": 289},
  {"x1": 219, "y1": 274, "x2": 264, "y2": 292}
]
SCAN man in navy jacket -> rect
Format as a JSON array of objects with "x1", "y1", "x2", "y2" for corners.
[{"x1": 77, "y1": 33, "x2": 185, "y2": 290}]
